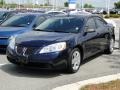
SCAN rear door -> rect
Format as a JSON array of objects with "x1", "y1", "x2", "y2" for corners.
[{"x1": 94, "y1": 17, "x2": 108, "y2": 50}]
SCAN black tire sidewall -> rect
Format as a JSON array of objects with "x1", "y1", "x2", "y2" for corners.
[
  {"x1": 105, "y1": 38, "x2": 115, "y2": 54},
  {"x1": 108, "y1": 38, "x2": 114, "y2": 53}
]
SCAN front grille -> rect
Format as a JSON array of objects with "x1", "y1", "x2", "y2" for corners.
[
  {"x1": 16, "y1": 46, "x2": 38, "y2": 56},
  {"x1": 0, "y1": 37, "x2": 8, "y2": 39}
]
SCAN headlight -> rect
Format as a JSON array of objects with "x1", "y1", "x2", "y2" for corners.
[
  {"x1": 40, "y1": 42, "x2": 66, "y2": 54},
  {"x1": 8, "y1": 36, "x2": 16, "y2": 49}
]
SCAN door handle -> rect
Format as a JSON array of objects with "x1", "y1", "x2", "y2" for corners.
[{"x1": 97, "y1": 33, "x2": 99, "y2": 35}]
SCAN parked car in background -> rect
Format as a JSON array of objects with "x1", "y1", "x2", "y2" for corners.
[
  {"x1": 46, "y1": 11, "x2": 67, "y2": 15},
  {"x1": 0, "y1": 13, "x2": 51, "y2": 50},
  {"x1": 7, "y1": 15, "x2": 115, "y2": 73},
  {"x1": 92, "y1": 9, "x2": 100, "y2": 14},
  {"x1": 70, "y1": 10, "x2": 91, "y2": 15},
  {"x1": 0, "y1": 10, "x2": 18, "y2": 24},
  {"x1": 15, "y1": 9, "x2": 45, "y2": 13},
  {"x1": 92, "y1": 9, "x2": 118, "y2": 15},
  {"x1": 116, "y1": 9, "x2": 120, "y2": 14},
  {"x1": 110, "y1": 9, "x2": 118, "y2": 14}
]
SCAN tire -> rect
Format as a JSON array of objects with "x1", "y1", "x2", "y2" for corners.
[
  {"x1": 104, "y1": 37, "x2": 115, "y2": 54},
  {"x1": 67, "y1": 48, "x2": 81, "y2": 73}
]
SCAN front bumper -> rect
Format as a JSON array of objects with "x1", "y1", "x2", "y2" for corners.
[{"x1": 7, "y1": 48, "x2": 69, "y2": 69}]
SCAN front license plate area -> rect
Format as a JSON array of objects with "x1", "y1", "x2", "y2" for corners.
[{"x1": 17, "y1": 56, "x2": 28, "y2": 64}]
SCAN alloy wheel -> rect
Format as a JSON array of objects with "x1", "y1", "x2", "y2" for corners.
[{"x1": 72, "y1": 51, "x2": 81, "y2": 71}]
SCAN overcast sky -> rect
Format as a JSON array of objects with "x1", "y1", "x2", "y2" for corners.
[{"x1": 4, "y1": 0, "x2": 119, "y2": 8}]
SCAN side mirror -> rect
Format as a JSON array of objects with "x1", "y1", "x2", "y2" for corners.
[
  {"x1": 85, "y1": 26, "x2": 95, "y2": 33},
  {"x1": 33, "y1": 24, "x2": 37, "y2": 28},
  {"x1": 0, "y1": 19, "x2": 3, "y2": 22},
  {"x1": 87, "y1": 28, "x2": 95, "y2": 32}
]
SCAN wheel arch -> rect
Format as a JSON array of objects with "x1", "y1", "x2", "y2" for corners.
[{"x1": 74, "y1": 45, "x2": 84, "y2": 61}]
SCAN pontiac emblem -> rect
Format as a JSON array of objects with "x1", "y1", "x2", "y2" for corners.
[{"x1": 23, "y1": 47, "x2": 27, "y2": 56}]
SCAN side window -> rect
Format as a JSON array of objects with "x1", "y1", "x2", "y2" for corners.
[
  {"x1": 35, "y1": 16, "x2": 46, "y2": 27},
  {"x1": 95, "y1": 17, "x2": 107, "y2": 28},
  {"x1": 86, "y1": 18, "x2": 96, "y2": 29}
]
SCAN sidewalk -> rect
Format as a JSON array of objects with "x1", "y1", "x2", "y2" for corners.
[
  {"x1": 53, "y1": 73, "x2": 120, "y2": 90},
  {"x1": 52, "y1": 48, "x2": 120, "y2": 90}
]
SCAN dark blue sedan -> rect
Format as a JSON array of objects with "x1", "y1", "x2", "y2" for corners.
[
  {"x1": 0, "y1": 13, "x2": 51, "y2": 50},
  {"x1": 7, "y1": 15, "x2": 115, "y2": 73}
]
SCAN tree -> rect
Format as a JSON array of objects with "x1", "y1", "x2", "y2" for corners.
[
  {"x1": 114, "y1": 1, "x2": 120, "y2": 9},
  {"x1": 64, "y1": 2, "x2": 69, "y2": 7},
  {"x1": 84, "y1": 3, "x2": 94, "y2": 8},
  {"x1": 0, "y1": 0, "x2": 5, "y2": 5},
  {"x1": 27, "y1": 0, "x2": 32, "y2": 5},
  {"x1": 46, "y1": 0, "x2": 50, "y2": 6},
  {"x1": 0, "y1": 0, "x2": 5, "y2": 8}
]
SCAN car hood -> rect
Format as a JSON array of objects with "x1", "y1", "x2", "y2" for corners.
[
  {"x1": 0, "y1": 27, "x2": 28, "y2": 37},
  {"x1": 16, "y1": 31, "x2": 76, "y2": 47}
]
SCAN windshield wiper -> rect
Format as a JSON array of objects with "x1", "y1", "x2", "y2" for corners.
[
  {"x1": 11, "y1": 25, "x2": 26, "y2": 27},
  {"x1": 1, "y1": 25, "x2": 25, "y2": 27},
  {"x1": 54, "y1": 30, "x2": 70, "y2": 33},
  {"x1": 34, "y1": 29, "x2": 75, "y2": 33},
  {"x1": 34, "y1": 29, "x2": 54, "y2": 32},
  {"x1": 33, "y1": 29, "x2": 42, "y2": 31},
  {"x1": 54, "y1": 30, "x2": 63, "y2": 32}
]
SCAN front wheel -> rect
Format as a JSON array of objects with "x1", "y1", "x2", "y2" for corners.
[
  {"x1": 67, "y1": 48, "x2": 81, "y2": 73},
  {"x1": 105, "y1": 38, "x2": 115, "y2": 54}
]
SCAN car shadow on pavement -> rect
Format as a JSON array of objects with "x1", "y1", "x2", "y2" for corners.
[
  {"x1": 1, "y1": 50, "x2": 119, "y2": 79},
  {"x1": 81, "y1": 52, "x2": 103, "y2": 65},
  {"x1": 0, "y1": 53, "x2": 104, "y2": 78},
  {"x1": 0, "y1": 64, "x2": 64, "y2": 78},
  {"x1": 0, "y1": 50, "x2": 6, "y2": 55}
]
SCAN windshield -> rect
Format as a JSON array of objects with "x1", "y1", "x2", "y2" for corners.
[
  {"x1": 35, "y1": 17, "x2": 83, "y2": 33},
  {"x1": 1, "y1": 15, "x2": 36, "y2": 27},
  {"x1": 0, "y1": 12, "x2": 6, "y2": 20}
]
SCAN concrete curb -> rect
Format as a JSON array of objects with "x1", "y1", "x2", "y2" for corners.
[{"x1": 52, "y1": 73, "x2": 120, "y2": 90}]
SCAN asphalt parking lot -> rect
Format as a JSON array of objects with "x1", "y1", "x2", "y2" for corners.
[{"x1": 0, "y1": 19, "x2": 120, "y2": 90}]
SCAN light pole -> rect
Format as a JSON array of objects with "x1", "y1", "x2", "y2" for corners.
[
  {"x1": 107, "y1": 0, "x2": 110, "y2": 16},
  {"x1": 32, "y1": 0, "x2": 34, "y2": 9},
  {"x1": 52, "y1": 0, "x2": 57, "y2": 10},
  {"x1": 47, "y1": 0, "x2": 49, "y2": 6},
  {"x1": 106, "y1": 0, "x2": 107, "y2": 10},
  {"x1": 53, "y1": 0, "x2": 55, "y2": 10},
  {"x1": 81, "y1": 0, "x2": 83, "y2": 9},
  {"x1": 42, "y1": 0, "x2": 45, "y2": 8},
  {"x1": 2, "y1": 0, "x2": 4, "y2": 8},
  {"x1": 18, "y1": 0, "x2": 20, "y2": 9}
]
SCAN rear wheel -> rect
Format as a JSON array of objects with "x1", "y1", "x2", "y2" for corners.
[
  {"x1": 67, "y1": 48, "x2": 81, "y2": 73},
  {"x1": 105, "y1": 38, "x2": 115, "y2": 54}
]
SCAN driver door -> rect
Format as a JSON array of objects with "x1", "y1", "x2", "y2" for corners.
[{"x1": 83, "y1": 17, "x2": 99, "y2": 58}]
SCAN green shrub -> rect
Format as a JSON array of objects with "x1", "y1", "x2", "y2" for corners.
[
  {"x1": 104, "y1": 15, "x2": 110, "y2": 18},
  {"x1": 110, "y1": 14, "x2": 120, "y2": 18},
  {"x1": 104, "y1": 14, "x2": 120, "y2": 18}
]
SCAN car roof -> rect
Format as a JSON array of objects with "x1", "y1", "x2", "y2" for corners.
[
  {"x1": 52, "y1": 14, "x2": 101, "y2": 20},
  {"x1": 14, "y1": 13, "x2": 50, "y2": 16},
  {"x1": 0, "y1": 10, "x2": 14, "y2": 13}
]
